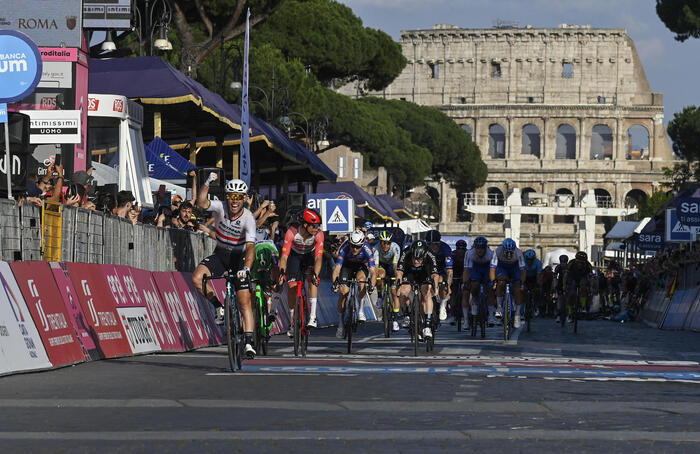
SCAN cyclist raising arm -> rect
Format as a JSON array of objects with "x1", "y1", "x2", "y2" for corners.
[
  {"x1": 489, "y1": 238, "x2": 526, "y2": 328},
  {"x1": 396, "y1": 240, "x2": 440, "y2": 339},
  {"x1": 332, "y1": 230, "x2": 377, "y2": 339},
  {"x1": 192, "y1": 175, "x2": 257, "y2": 358},
  {"x1": 278, "y1": 209, "x2": 324, "y2": 332}
]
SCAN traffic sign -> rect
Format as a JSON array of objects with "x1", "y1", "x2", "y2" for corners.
[
  {"x1": 637, "y1": 232, "x2": 664, "y2": 251},
  {"x1": 666, "y1": 208, "x2": 695, "y2": 243},
  {"x1": 322, "y1": 198, "x2": 354, "y2": 233},
  {"x1": 0, "y1": 30, "x2": 43, "y2": 103},
  {"x1": 677, "y1": 197, "x2": 700, "y2": 226}
]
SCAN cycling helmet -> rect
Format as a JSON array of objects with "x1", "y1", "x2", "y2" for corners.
[
  {"x1": 474, "y1": 236, "x2": 488, "y2": 248},
  {"x1": 524, "y1": 249, "x2": 536, "y2": 260},
  {"x1": 502, "y1": 238, "x2": 516, "y2": 253},
  {"x1": 225, "y1": 178, "x2": 248, "y2": 194},
  {"x1": 349, "y1": 229, "x2": 365, "y2": 246},
  {"x1": 363, "y1": 221, "x2": 373, "y2": 229},
  {"x1": 378, "y1": 231, "x2": 393, "y2": 242},
  {"x1": 302, "y1": 208, "x2": 321, "y2": 225},
  {"x1": 456, "y1": 239, "x2": 467, "y2": 249},
  {"x1": 411, "y1": 240, "x2": 428, "y2": 260},
  {"x1": 425, "y1": 230, "x2": 441, "y2": 244},
  {"x1": 559, "y1": 254, "x2": 569, "y2": 264},
  {"x1": 256, "y1": 246, "x2": 274, "y2": 269},
  {"x1": 366, "y1": 233, "x2": 375, "y2": 242},
  {"x1": 575, "y1": 250, "x2": 588, "y2": 261}
]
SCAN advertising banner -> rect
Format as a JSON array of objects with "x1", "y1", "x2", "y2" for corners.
[
  {"x1": 19, "y1": 109, "x2": 81, "y2": 144},
  {"x1": 2, "y1": 0, "x2": 83, "y2": 48},
  {"x1": 175, "y1": 272, "x2": 223, "y2": 346},
  {"x1": 0, "y1": 261, "x2": 51, "y2": 375},
  {"x1": 49, "y1": 262, "x2": 99, "y2": 360},
  {"x1": 129, "y1": 268, "x2": 184, "y2": 352},
  {"x1": 636, "y1": 232, "x2": 664, "y2": 252},
  {"x1": 83, "y1": 0, "x2": 131, "y2": 30},
  {"x1": 152, "y1": 271, "x2": 209, "y2": 350},
  {"x1": 0, "y1": 30, "x2": 43, "y2": 103},
  {"x1": 9, "y1": 261, "x2": 84, "y2": 367},
  {"x1": 677, "y1": 198, "x2": 700, "y2": 227},
  {"x1": 64, "y1": 262, "x2": 131, "y2": 358},
  {"x1": 101, "y1": 265, "x2": 160, "y2": 354}
]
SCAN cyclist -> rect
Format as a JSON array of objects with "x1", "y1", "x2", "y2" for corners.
[
  {"x1": 332, "y1": 230, "x2": 377, "y2": 339},
  {"x1": 425, "y1": 230, "x2": 454, "y2": 321},
  {"x1": 376, "y1": 230, "x2": 402, "y2": 332},
  {"x1": 553, "y1": 254, "x2": 569, "y2": 323},
  {"x1": 489, "y1": 238, "x2": 526, "y2": 328},
  {"x1": 396, "y1": 240, "x2": 440, "y2": 339},
  {"x1": 278, "y1": 208, "x2": 324, "y2": 333},
  {"x1": 523, "y1": 249, "x2": 542, "y2": 317},
  {"x1": 541, "y1": 265, "x2": 555, "y2": 317},
  {"x1": 192, "y1": 175, "x2": 257, "y2": 358},
  {"x1": 451, "y1": 239, "x2": 469, "y2": 323},
  {"x1": 564, "y1": 251, "x2": 593, "y2": 323},
  {"x1": 251, "y1": 240, "x2": 281, "y2": 327},
  {"x1": 463, "y1": 236, "x2": 496, "y2": 325}
]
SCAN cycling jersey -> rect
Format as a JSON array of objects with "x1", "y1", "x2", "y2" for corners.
[
  {"x1": 336, "y1": 243, "x2": 376, "y2": 268},
  {"x1": 431, "y1": 241, "x2": 454, "y2": 272},
  {"x1": 490, "y1": 246, "x2": 526, "y2": 269},
  {"x1": 207, "y1": 201, "x2": 256, "y2": 252},
  {"x1": 451, "y1": 248, "x2": 467, "y2": 276},
  {"x1": 525, "y1": 258, "x2": 543, "y2": 278},
  {"x1": 377, "y1": 241, "x2": 401, "y2": 266},
  {"x1": 465, "y1": 248, "x2": 494, "y2": 269},
  {"x1": 250, "y1": 241, "x2": 279, "y2": 283},
  {"x1": 397, "y1": 249, "x2": 439, "y2": 276},
  {"x1": 281, "y1": 223, "x2": 324, "y2": 258},
  {"x1": 566, "y1": 259, "x2": 593, "y2": 282}
]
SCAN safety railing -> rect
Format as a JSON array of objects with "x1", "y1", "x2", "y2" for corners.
[{"x1": 1, "y1": 199, "x2": 215, "y2": 272}]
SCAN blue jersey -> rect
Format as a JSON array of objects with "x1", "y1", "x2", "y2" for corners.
[
  {"x1": 525, "y1": 258, "x2": 543, "y2": 278},
  {"x1": 336, "y1": 242, "x2": 376, "y2": 268},
  {"x1": 431, "y1": 241, "x2": 454, "y2": 272},
  {"x1": 490, "y1": 246, "x2": 526, "y2": 270},
  {"x1": 465, "y1": 247, "x2": 494, "y2": 270}
]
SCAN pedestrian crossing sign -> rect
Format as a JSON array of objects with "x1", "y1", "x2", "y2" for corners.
[
  {"x1": 666, "y1": 208, "x2": 696, "y2": 242},
  {"x1": 322, "y1": 198, "x2": 354, "y2": 233}
]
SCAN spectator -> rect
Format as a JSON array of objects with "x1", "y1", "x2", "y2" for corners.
[
  {"x1": 171, "y1": 201, "x2": 214, "y2": 237},
  {"x1": 112, "y1": 190, "x2": 139, "y2": 225},
  {"x1": 253, "y1": 198, "x2": 278, "y2": 228}
]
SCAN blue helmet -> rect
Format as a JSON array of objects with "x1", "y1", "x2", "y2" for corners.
[
  {"x1": 524, "y1": 249, "x2": 536, "y2": 260},
  {"x1": 474, "y1": 236, "x2": 488, "y2": 248},
  {"x1": 502, "y1": 238, "x2": 516, "y2": 253},
  {"x1": 363, "y1": 221, "x2": 373, "y2": 229}
]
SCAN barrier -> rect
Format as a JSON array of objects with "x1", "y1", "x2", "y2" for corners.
[
  {"x1": 173, "y1": 272, "x2": 223, "y2": 346},
  {"x1": 49, "y1": 262, "x2": 100, "y2": 361},
  {"x1": 101, "y1": 265, "x2": 161, "y2": 355},
  {"x1": 64, "y1": 262, "x2": 132, "y2": 358},
  {"x1": 686, "y1": 297, "x2": 700, "y2": 332},
  {"x1": 659, "y1": 287, "x2": 699, "y2": 330},
  {"x1": 42, "y1": 201, "x2": 62, "y2": 262},
  {"x1": 0, "y1": 261, "x2": 52, "y2": 375},
  {"x1": 642, "y1": 289, "x2": 670, "y2": 327},
  {"x1": 19, "y1": 203, "x2": 42, "y2": 261},
  {"x1": 151, "y1": 271, "x2": 206, "y2": 350},
  {"x1": 9, "y1": 261, "x2": 86, "y2": 367},
  {"x1": 0, "y1": 199, "x2": 21, "y2": 262}
]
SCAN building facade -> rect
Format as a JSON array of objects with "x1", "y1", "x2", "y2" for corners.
[{"x1": 339, "y1": 24, "x2": 676, "y2": 254}]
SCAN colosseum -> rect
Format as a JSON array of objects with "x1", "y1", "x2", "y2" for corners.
[{"x1": 340, "y1": 23, "x2": 677, "y2": 257}]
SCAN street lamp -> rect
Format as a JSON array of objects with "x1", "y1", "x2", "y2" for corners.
[
  {"x1": 132, "y1": 0, "x2": 172, "y2": 56},
  {"x1": 279, "y1": 112, "x2": 329, "y2": 153}
]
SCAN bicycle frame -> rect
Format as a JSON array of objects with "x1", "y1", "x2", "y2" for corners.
[
  {"x1": 204, "y1": 273, "x2": 243, "y2": 371},
  {"x1": 503, "y1": 283, "x2": 514, "y2": 341}
]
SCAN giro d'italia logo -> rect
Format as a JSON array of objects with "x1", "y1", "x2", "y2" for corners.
[{"x1": 0, "y1": 30, "x2": 42, "y2": 103}]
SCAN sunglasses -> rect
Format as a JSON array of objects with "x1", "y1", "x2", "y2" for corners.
[
  {"x1": 349, "y1": 244, "x2": 362, "y2": 249},
  {"x1": 308, "y1": 223, "x2": 320, "y2": 228},
  {"x1": 226, "y1": 193, "x2": 245, "y2": 200}
]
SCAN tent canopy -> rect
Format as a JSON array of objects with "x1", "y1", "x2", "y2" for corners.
[
  {"x1": 398, "y1": 218, "x2": 432, "y2": 235},
  {"x1": 605, "y1": 221, "x2": 641, "y2": 240},
  {"x1": 543, "y1": 248, "x2": 576, "y2": 267},
  {"x1": 92, "y1": 162, "x2": 186, "y2": 199}
]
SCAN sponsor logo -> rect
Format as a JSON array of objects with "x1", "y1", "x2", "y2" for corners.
[
  {"x1": 87, "y1": 98, "x2": 99, "y2": 111},
  {"x1": 66, "y1": 16, "x2": 77, "y2": 30},
  {"x1": 113, "y1": 99, "x2": 123, "y2": 112}
]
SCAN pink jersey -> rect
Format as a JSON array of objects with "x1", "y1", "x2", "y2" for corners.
[{"x1": 281, "y1": 224, "x2": 324, "y2": 257}]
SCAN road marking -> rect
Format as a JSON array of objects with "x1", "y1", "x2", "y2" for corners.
[
  {"x1": 205, "y1": 372, "x2": 321, "y2": 377},
  {"x1": 0, "y1": 430, "x2": 698, "y2": 441},
  {"x1": 599, "y1": 349, "x2": 641, "y2": 356}
]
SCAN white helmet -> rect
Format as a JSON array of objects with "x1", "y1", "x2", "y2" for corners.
[
  {"x1": 349, "y1": 229, "x2": 365, "y2": 246},
  {"x1": 366, "y1": 233, "x2": 375, "y2": 241},
  {"x1": 225, "y1": 179, "x2": 248, "y2": 194}
]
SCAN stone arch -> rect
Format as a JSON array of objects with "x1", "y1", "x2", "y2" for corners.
[
  {"x1": 626, "y1": 125, "x2": 650, "y2": 160},
  {"x1": 521, "y1": 124, "x2": 541, "y2": 158},
  {"x1": 624, "y1": 189, "x2": 648, "y2": 209},
  {"x1": 461, "y1": 123, "x2": 473, "y2": 138},
  {"x1": 590, "y1": 124, "x2": 613, "y2": 160},
  {"x1": 554, "y1": 187, "x2": 575, "y2": 223},
  {"x1": 555, "y1": 124, "x2": 576, "y2": 159},
  {"x1": 488, "y1": 123, "x2": 506, "y2": 159},
  {"x1": 521, "y1": 187, "x2": 539, "y2": 223},
  {"x1": 594, "y1": 188, "x2": 613, "y2": 208},
  {"x1": 487, "y1": 186, "x2": 505, "y2": 223}
]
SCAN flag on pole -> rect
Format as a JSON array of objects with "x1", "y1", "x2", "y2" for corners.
[{"x1": 239, "y1": 8, "x2": 251, "y2": 186}]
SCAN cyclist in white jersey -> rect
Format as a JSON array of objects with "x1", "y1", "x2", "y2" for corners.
[
  {"x1": 376, "y1": 231, "x2": 401, "y2": 331},
  {"x1": 192, "y1": 173, "x2": 258, "y2": 358}
]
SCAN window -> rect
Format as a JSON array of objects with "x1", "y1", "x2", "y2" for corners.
[
  {"x1": 555, "y1": 124, "x2": 576, "y2": 159},
  {"x1": 399, "y1": 97, "x2": 406, "y2": 101},
  {"x1": 488, "y1": 124, "x2": 506, "y2": 158},
  {"x1": 626, "y1": 125, "x2": 650, "y2": 160},
  {"x1": 429, "y1": 62, "x2": 439, "y2": 79},
  {"x1": 491, "y1": 62, "x2": 501, "y2": 78},
  {"x1": 528, "y1": 96, "x2": 535, "y2": 103},
  {"x1": 598, "y1": 96, "x2": 606, "y2": 104},
  {"x1": 590, "y1": 124, "x2": 613, "y2": 160},
  {"x1": 486, "y1": 187, "x2": 504, "y2": 223},
  {"x1": 461, "y1": 124, "x2": 473, "y2": 138},
  {"x1": 338, "y1": 156, "x2": 345, "y2": 178},
  {"x1": 353, "y1": 157, "x2": 360, "y2": 179},
  {"x1": 460, "y1": 96, "x2": 467, "y2": 104},
  {"x1": 562, "y1": 62, "x2": 573, "y2": 78},
  {"x1": 521, "y1": 124, "x2": 540, "y2": 158},
  {"x1": 554, "y1": 188, "x2": 575, "y2": 224}
]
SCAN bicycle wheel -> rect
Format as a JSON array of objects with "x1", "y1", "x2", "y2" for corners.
[
  {"x1": 346, "y1": 294, "x2": 354, "y2": 354},
  {"x1": 412, "y1": 291, "x2": 420, "y2": 357},
  {"x1": 573, "y1": 289, "x2": 579, "y2": 334},
  {"x1": 383, "y1": 287, "x2": 391, "y2": 338},
  {"x1": 503, "y1": 294, "x2": 510, "y2": 341},
  {"x1": 293, "y1": 298, "x2": 301, "y2": 357},
  {"x1": 300, "y1": 293, "x2": 309, "y2": 357},
  {"x1": 525, "y1": 290, "x2": 532, "y2": 333},
  {"x1": 479, "y1": 293, "x2": 487, "y2": 339},
  {"x1": 224, "y1": 291, "x2": 240, "y2": 371},
  {"x1": 253, "y1": 288, "x2": 263, "y2": 354}
]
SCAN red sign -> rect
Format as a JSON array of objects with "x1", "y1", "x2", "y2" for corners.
[
  {"x1": 87, "y1": 97, "x2": 99, "y2": 111},
  {"x1": 113, "y1": 99, "x2": 124, "y2": 112},
  {"x1": 174, "y1": 272, "x2": 224, "y2": 346},
  {"x1": 9, "y1": 262, "x2": 85, "y2": 367},
  {"x1": 64, "y1": 263, "x2": 131, "y2": 358},
  {"x1": 151, "y1": 272, "x2": 209, "y2": 350},
  {"x1": 49, "y1": 262, "x2": 99, "y2": 360},
  {"x1": 129, "y1": 269, "x2": 184, "y2": 352}
]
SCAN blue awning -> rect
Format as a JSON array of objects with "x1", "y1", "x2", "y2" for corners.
[
  {"x1": 318, "y1": 181, "x2": 399, "y2": 221},
  {"x1": 146, "y1": 136, "x2": 195, "y2": 177},
  {"x1": 375, "y1": 194, "x2": 415, "y2": 219}
]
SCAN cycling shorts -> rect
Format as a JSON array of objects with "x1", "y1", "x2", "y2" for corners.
[
  {"x1": 200, "y1": 247, "x2": 249, "y2": 291},
  {"x1": 495, "y1": 262, "x2": 521, "y2": 284},
  {"x1": 469, "y1": 264, "x2": 490, "y2": 284},
  {"x1": 525, "y1": 275, "x2": 538, "y2": 289},
  {"x1": 379, "y1": 261, "x2": 396, "y2": 279},
  {"x1": 338, "y1": 262, "x2": 370, "y2": 286},
  {"x1": 286, "y1": 250, "x2": 315, "y2": 282},
  {"x1": 400, "y1": 271, "x2": 432, "y2": 287}
]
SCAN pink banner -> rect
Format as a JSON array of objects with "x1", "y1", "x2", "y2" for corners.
[
  {"x1": 40, "y1": 47, "x2": 79, "y2": 62},
  {"x1": 49, "y1": 262, "x2": 99, "y2": 360},
  {"x1": 151, "y1": 272, "x2": 209, "y2": 350},
  {"x1": 175, "y1": 272, "x2": 224, "y2": 346}
]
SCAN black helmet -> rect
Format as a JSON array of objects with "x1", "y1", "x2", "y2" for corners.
[
  {"x1": 425, "y1": 230, "x2": 441, "y2": 244},
  {"x1": 575, "y1": 250, "x2": 588, "y2": 261},
  {"x1": 411, "y1": 240, "x2": 428, "y2": 260},
  {"x1": 559, "y1": 254, "x2": 569, "y2": 264}
]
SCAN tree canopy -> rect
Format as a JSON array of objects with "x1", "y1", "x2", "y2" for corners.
[
  {"x1": 656, "y1": 0, "x2": 700, "y2": 41},
  {"x1": 667, "y1": 106, "x2": 700, "y2": 168}
]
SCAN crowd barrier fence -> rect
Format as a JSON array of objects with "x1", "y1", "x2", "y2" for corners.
[{"x1": 642, "y1": 265, "x2": 700, "y2": 332}]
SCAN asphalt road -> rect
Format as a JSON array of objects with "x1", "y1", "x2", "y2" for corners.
[{"x1": 1, "y1": 315, "x2": 699, "y2": 453}]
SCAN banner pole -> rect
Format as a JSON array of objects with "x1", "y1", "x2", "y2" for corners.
[{"x1": 4, "y1": 121, "x2": 11, "y2": 200}]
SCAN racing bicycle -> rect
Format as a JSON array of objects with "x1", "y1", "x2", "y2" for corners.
[{"x1": 203, "y1": 272, "x2": 244, "y2": 372}]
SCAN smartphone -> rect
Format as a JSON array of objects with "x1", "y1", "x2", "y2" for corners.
[{"x1": 54, "y1": 154, "x2": 62, "y2": 166}]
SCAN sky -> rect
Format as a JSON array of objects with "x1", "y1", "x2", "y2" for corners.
[{"x1": 339, "y1": 0, "x2": 700, "y2": 127}]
